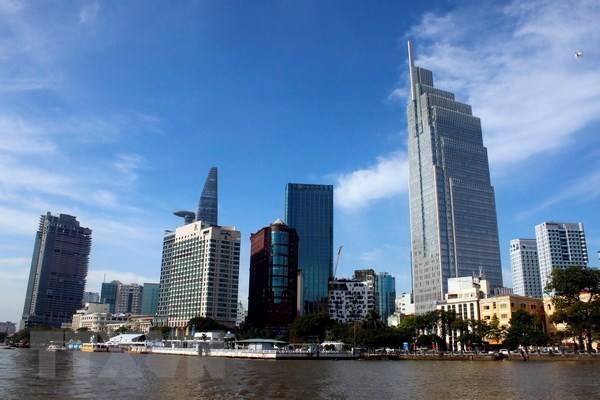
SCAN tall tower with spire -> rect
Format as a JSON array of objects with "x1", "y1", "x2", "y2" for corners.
[
  {"x1": 406, "y1": 42, "x2": 503, "y2": 313},
  {"x1": 196, "y1": 167, "x2": 218, "y2": 226}
]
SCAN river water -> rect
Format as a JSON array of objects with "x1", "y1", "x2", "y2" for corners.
[{"x1": 1, "y1": 349, "x2": 599, "y2": 399}]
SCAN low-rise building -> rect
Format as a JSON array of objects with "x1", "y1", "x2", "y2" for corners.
[{"x1": 479, "y1": 294, "x2": 546, "y2": 345}]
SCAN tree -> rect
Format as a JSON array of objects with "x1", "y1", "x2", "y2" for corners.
[
  {"x1": 186, "y1": 317, "x2": 229, "y2": 332},
  {"x1": 546, "y1": 264, "x2": 600, "y2": 352},
  {"x1": 505, "y1": 309, "x2": 548, "y2": 350},
  {"x1": 290, "y1": 313, "x2": 332, "y2": 342},
  {"x1": 114, "y1": 326, "x2": 128, "y2": 335},
  {"x1": 362, "y1": 309, "x2": 384, "y2": 330},
  {"x1": 234, "y1": 322, "x2": 274, "y2": 340},
  {"x1": 451, "y1": 318, "x2": 469, "y2": 351},
  {"x1": 485, "y1": 315, "x2": 506, "y2": 347},
  {"x1": 437, "y1": 309, "x2": 458, "y2": 351},
  {"x1": 457, "y1": 319, "x2": 487, "y2": 351},
  {"x1": 149, "y1": 326, "x2": 171, "y2": 340}
]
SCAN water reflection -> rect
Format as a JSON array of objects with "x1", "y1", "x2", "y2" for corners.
[{"x1": 1, "y1": 349, "x2": 599, "y2": 399}]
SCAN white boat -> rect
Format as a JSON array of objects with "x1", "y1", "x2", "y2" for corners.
[{"x1": 47, "y1": 343, "x2": 66, "y2": 351}]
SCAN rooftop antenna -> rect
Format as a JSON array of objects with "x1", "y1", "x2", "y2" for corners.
[
  {"x1": 408, "y1": 40, "x2": 416, "y2": 101},
  {"x1": 103, "y1": 273, "x2": 106, "y2": 284}
]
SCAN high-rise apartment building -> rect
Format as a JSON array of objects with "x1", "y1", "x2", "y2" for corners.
[
  {"x1": 285, "y1": 183, "x2": 334, "y2": 315},
  {"x1": 247, "y1": 219, "x2": 299, "y2": 332},
  {"x1": 157, "y1": 221, "x2": 241, "y2": 328},
  {"x1": 510, "y1": 239, "x2": 542, "y2": 298},
  {"x1": 117, "y1": 283, "x2": 143, "y2": 314},
  {"x1": 376, "y1": 272, "x2": 396, "y2": 322},
  {"x1": 100, "y1": 281, "x2": 143, "y2": 314},
  {"x1": 141, "y1": 283, "x2": 160, "y2": 315},
  {"x1": 328, "y1": 279, "x2": 375, "y2": 323},
  {"x1": 21, "y1": 212, "x2": 92, "y2": 328},
  {"x1": 406, "y1": 42, "x2": 503, "y2": 313},
  {"x1": 196, "y1": 167, "x2": 218, "y2": 226},
  {"x1": 535, "y1": 222, "x2": 588, "y2": 294}
]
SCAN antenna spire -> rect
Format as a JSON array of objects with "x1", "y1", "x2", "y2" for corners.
[{"x1": 408, "y1": 41, "x2": 416, "y2": 101}]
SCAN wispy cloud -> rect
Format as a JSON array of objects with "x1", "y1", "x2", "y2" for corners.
[
  {"x1": 79, "y1": 2, "x2": 100, "y2": 26},
  {"x1": 405, "y1": 0, "x2": 600, "y2": 167},
  {"x1": 518, "y1": 167, "x2": 600, "y2": 219},
  {"x1": 336, "y1": 0, "x2": 599, "y2": 210},
  {"x1": 334, "y1": 151, "x2": 408, "y2": 211}
]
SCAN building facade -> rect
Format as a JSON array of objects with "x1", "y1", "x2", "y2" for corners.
[
  {"x1": 396, "y1": 292, "x2": 415, "y2": 316},
  {"x1": 101, "y1": 281, "x2": 143, "y2": 314},
  {"x1": 535, "y1": 222, "x2": 588, "y2": 294},
  {"x1": 510, "y1": 238, "x2": 542, "y2": 298},
  {"x1": 285, "y1": 183, "x2": 334, "y2": 315},
  {"x1": 21, "y1": 212, "x2": 92, "y2": 329},
  {"x1": 196, "y1": 167, "x2": 218, "y2": 226},
  {"x1": 116, "y1": 283, "x2": 143, "y2": 314},
  {"x1": 247, "y1": 219, "x2": 299, "y2": 332},
  {"x1": 376, "y1": 272, "x2": 396, "y2": 322},
  {"x1": 406, "y1": 42, "x2": 503, "y2": 313},
  {"x1": 83, "y1": 291, "x2": 100, "y2": 304},
  {"x1": 141, "y1": 283, "x2": 160, "y2": 315},
  {"x1": 157, "y1": 221, "x2": 241, "y2": 328},
  {"x1": 436, "y1": 277, "x2": 487, "y2": 350},
  {"x1": 236, "y1": 302, "x2": 247, "y2": 327},
  {"x1": 0, "y1": 321, "x2": 17, "y2": 335},
  {"x1": 479, "y1": 295, "x2": 546, "y2": 345},
  {"x1": 328, "y1": 279, "x2": 374, "y2": 323}
]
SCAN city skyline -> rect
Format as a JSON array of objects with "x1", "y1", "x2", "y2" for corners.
[{"x1": 1, "y1": 1, "x2": 599, "y2": 323}]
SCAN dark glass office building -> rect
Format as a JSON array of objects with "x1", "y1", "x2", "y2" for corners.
[
  {"x1": 285, "y1": 183, "x2": 333, "y2": 315},
  {"x1": 21, "y1": 212, "x2": 92, "y2": 329},
  {"x1": 407, "y1": 42, "x2": 503, "y2": 313},
  {"x1": 141, "y1": 283, "x2": 160, "y2": 315},
  {"x1": 247, "y1": 219, "x2": 299, "y2": 332},
  {"x1": 100, "y1": 281, "x2": 119, "y2": 313}
]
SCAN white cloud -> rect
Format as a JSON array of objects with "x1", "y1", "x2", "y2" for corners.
[
  {"x1": 334, "y1": 152, "x2": 408, "y2": 211},
  {"x1": 406, "y1": 0, "x2": 600, "y2": 167},
  {"x1": 341, "y1": 0, "x2": 599, "y2": 210}
]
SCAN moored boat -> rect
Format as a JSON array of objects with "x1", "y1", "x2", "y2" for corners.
[
  {"x1": 81, "y1": 343, "x2": 109, "y2": 352},
  {"x1": 47, "y1": 343, "x2": 66, "y2": 351}
]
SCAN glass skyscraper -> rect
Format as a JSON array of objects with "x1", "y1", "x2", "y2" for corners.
[
  {"x1": 407, "y1": 42, "x2": 503, "y2": 313},
  {"x1": 196, "y1": 167, "x2": 218, "y2": 226},
  {"x1": 285, "y1": 183, "x2": 333, "y2": 315},
  {"x1": 21, "y1": 212, "x2": 92, "y2": 329},
  {"x1": 141, "y1": 283, "x2": 160, "y2": 315},
  {"x1": 376, "y1": 272, "x2": 396, "y2": 322}
]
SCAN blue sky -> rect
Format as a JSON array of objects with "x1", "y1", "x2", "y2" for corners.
[{"x1": 1, "y1": 0, "x2": 599, "y2": 323}]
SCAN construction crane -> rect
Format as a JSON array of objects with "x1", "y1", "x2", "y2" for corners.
[{"x1": 333, "y1": 245, "x2": 343, "y2": 278}]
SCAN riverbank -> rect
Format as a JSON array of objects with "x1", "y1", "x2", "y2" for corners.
[{"x1": 365, "y1": 351, "x2": 600, "y2": 362}]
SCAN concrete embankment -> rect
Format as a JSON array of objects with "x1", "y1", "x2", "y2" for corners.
[{"x1": 364, "y1": 352, "x2": 600, "y2": 362}]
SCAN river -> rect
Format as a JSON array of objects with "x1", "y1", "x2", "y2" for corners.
[{"x1": 1, "y1": 349, "x2": 599, "y2": 399}]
